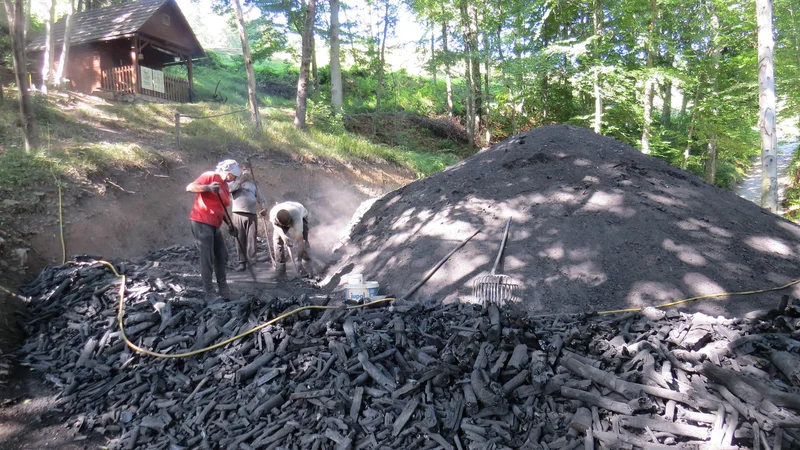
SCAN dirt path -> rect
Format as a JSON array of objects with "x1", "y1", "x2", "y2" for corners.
[{"x1": 736, "y1": 141, "x2": 796, "y2": 208}]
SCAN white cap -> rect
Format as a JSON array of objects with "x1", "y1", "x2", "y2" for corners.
[{"x1": 216, "y1": 159, "x2": 241, "y2": 177}]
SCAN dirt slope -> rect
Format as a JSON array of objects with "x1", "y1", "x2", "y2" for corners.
[{"x1": 327, "y1": 125, "x2": 800, "y2": 317}]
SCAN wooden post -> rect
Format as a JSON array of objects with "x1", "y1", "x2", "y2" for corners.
[
  {"x1": 187, "y1": 57, "x2": 193, "y2": 90},
  {"x1": 175, "y1": 113, "x2": 181, "y2": 147},
  {"x1": 131, "y1": 34, "x2": 140, "y2": 94}
]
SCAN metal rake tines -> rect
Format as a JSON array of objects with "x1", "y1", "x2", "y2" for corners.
[{"x1": 472, "y1": 274, "x2": 519, "y2": 306}]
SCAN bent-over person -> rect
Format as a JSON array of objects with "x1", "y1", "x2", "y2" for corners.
[{"x1": 268, "y1": 201, "x2": 312, "y2": 279}]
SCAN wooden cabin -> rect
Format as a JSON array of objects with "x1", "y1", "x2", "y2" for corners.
[{"x1": 27, "y1": 0, "x2": 205, "y2": 102}]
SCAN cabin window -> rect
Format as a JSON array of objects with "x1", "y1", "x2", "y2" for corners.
[{"x1": 162, "y1": 14, "x2": 171, "y2": 26}]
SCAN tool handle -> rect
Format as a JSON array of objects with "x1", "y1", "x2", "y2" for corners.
[
  {"x1": 491, "y1": 218, "x2": 512, "y2": 276},
  {"x1": 402, "y1": 228, "x2": 481, "y2": 301}
]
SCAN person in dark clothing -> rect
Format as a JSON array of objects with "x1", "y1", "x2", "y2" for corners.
[
  {"x1": 186, "y1": 159, "x2": 241, "y2": 299},
  {"x1": 227, "y1": 161, "x2": 268, "y2": 271}
]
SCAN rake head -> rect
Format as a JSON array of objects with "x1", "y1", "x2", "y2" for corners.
[{"x1": 472, "y1": 274, "x2": 519, "y2": 307}]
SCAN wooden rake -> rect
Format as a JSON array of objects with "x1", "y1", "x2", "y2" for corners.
[{"x1": 472, "y1": 217, "x2": 519, "y2": 307}]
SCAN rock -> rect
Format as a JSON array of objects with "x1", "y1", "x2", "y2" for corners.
[{"x1": 13, "y1": 248, "x2": 29, "y2": 268}]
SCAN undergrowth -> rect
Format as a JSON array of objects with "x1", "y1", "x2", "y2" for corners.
[
  {"x1": 783, "y1": 143, "x2": 800, "y2": 222},
  {"x1": 0, "y1": 80, "x2": 460, "y2": 199}
]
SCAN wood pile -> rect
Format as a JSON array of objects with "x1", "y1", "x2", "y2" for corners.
[{"x1": 17, "y1": 251, "x2": 800, "y2": 449}]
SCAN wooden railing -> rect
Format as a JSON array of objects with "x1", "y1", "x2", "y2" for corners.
[
  {"x1": 101, "y1": 66, "x2": 136, "y2": 94},
  {"x1": 101, "y1": 65, "x2": 190, "y2": 103}
]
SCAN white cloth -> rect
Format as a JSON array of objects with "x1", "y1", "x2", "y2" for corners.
[
  {"x1": 269, "y1": 201, "x2": 308, "y2": 240},
  {"x1": 216, "y1": 159, "x2": 241, "y2": 178}
]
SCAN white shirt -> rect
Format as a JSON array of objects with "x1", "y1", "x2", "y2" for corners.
[{"x1": 269, "y1": 201, "x2": 308, "y2": 240}]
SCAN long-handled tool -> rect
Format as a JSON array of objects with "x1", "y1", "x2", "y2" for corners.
[
  {"x1": 246, "y1": 163, "x2": 277, "y2": 267},
  {"x1": 472, "y1": 218, "x2": 518, "y2": 307},
  {"x1": 217, "y1": 192, "x2": 257, "y2": 282},
  {"x1": 400, "y1": 228, "x2": 481, "y2": 301}
]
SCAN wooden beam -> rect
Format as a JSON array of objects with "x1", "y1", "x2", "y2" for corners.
[
  {"x1": 138, "y1": 33, "x2": 191, "y2": 58},
  {"x1": 187, "y1": 56, "x2": 193, "y2": 93},
  {"x1": 131, "y1": 34, "x2": 140, "y2": 94}
]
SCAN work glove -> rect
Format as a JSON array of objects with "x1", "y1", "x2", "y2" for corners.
[
  {"x1": 228, "y1": 226, "x2": 238, "y2": 238},
  {"x1": 206, "y1": 182, "x2": 221, "y2": 193}
]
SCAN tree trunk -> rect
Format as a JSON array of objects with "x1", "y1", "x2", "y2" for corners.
[
  {"x1": 660, "y1": 78, "x2": 671, "y2": 127},
  {"x1": 311, "y1": 38, "x2": 319, "y2": 96},
  {"x1": 680, "y1": 91, "x2": 689, "y2": 116},
  {"x1": 4, "y1": 0, "x2": 38, "y2": 150},
  {"x1": 55, "y1": 0, "x2": 76, "y2": 88},
  {"x1": 705, "y1": 9, "x2": 721, "y2": 185},
  {"x1": 42, "y1": 0, "x2": 56, "y2": 91},
  {"x1": 641, "y1": 0, "x2": 657, "y2": 154},
  {"x1": 464, "y1": 56, "x2": 475, "y2": 145},
  {"x1": 705, "y1": 135, "x2": 717, "y2": 184},
  {"x1": 430, "y1": 22, "x2": 437, "y2": 90},
  {"x1": 482, "y1": 21, "x2": 490, "y2": 144},
  {"x1": 592, "y1": 0, "x2": 603, "y2": 134},
  {"x1": 460, "y1": 1, "x2": 475, "y2": 145},
  {"x1": 757, "y1": 0, "x2": 778, "y2": 212},
  {"x1": 329, "y1": 0, "x2": 342, "y2": 114},
  {"x1": 496, "y1": 26, "x2": 515, "y2": 135},
  {"x1": 232, "y1": 0, "x2": 262, "y2": 130},
  {"x1": 375, "y1": 2, "x2": 389, "y2": 115},
  {"x1": 442, "y1": 20, "x2": 454, "y2": 118},
  {"x1": 23, "y1": 0, "x2": 29, "y2": 38},
  {"x1": 682, "y1": 88, "x2": 700, "y2": 170},
  {"x1": 469, "y1": 3, "x2": 482, "y2": 141},
  {"x1": 294, "y1": 0, "x2": 316, "y2": 129}
]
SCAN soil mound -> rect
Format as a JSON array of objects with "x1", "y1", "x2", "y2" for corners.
[{"x1": 329, "y1": 125, "x2": 800, "y2": 317}]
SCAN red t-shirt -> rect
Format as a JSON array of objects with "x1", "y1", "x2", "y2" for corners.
[{"x1": 189, "y1": 171, "x2": 231, "y2": 228}]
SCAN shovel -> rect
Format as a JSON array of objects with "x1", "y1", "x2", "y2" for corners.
[{"x1": 472, "y1": 217, "x2": 519, "y2": 307}]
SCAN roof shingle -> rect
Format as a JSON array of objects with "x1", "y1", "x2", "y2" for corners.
[{"x1": 28, "y1": 0, "x2": 167, "y2": 51}]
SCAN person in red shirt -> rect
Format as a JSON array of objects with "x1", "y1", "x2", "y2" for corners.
[{"x1": 186, "y1": 159, "x2": 241, "y2": 299}]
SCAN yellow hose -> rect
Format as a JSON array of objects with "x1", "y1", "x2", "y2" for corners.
[{"x1": 52, "y1": 170, "x2": 66, "y2": 265}]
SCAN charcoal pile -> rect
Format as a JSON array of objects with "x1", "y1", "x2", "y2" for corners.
[
  {"x1": 15, "y1": 249, "x2": 800, "y2": 449},
  {"x1": 0, "y1": 350, "x2": 10, "y2": 385},
  {"x1": 327, "y1": 124, "x2": 800, "y2": 318}
]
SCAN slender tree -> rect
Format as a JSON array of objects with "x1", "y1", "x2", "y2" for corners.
[
  {"x1": 294, "y1": 0, "x2": 316, "y2": 129},
  {"x1": 705, "y1": 9, "x2": 721, "y2": 185},
  {"x1": 757, "y1": 0, "x2": 778, "y2": 212},
  {"x1": 442, "y1": 19, "x2": 454, "y2": 118},
  {"x1": 3, "y1": 0, "x2": 39, "y2": 150},
  {"x1": 54, "y1": 0, "x2": 75, "y2": 87},
  {"x1": 330, "y1": 0, "x2": 343, "y2": 113},
  {"x1": 641, "y1": 0, "x2": 657, "y2": 154},
  {"x1": 375, "y1": 1, "x2": 391, "y2": 115},
  {"x1": 592, "y1": 0, "x2": 603, "y2": 134},
  {"x1": 42, "y1": 0, "x2": 57, "y2": 92},
  {"x1": 232, "y1": 0, "x2": 263, "y2": 130}
]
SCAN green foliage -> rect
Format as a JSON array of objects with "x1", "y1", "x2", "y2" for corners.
[{"x1": 783, "y1": 143, "x2": 800, "y2": 221}]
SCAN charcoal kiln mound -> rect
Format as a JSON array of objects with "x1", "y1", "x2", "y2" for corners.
[{"x1": 328, "y1": 125, "x2": 800, "y2": 317}]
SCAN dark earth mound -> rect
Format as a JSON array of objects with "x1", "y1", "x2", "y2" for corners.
[{"x1": 327, "y1": 125, "x2": 800, "y2": 317}]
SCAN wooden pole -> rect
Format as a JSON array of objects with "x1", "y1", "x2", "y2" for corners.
[
  {"x1": 131, "y1": 34, "x2": 140, "y2": 94},
  {"x1": 175, "y1": 113, "x2": 181, "y2": 147}
]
